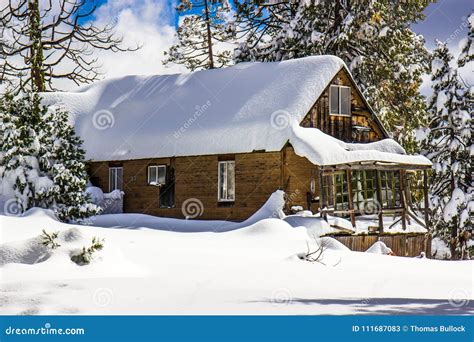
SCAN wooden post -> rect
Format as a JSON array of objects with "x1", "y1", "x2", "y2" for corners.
[
  {"x1": 423, "y1": 169, "x2": 430, "y2": 230},
  {"x1": 375, "y1": 170, "x2": 384, "y2": 233},
  {"x1": 399, "y1": 170, "x2": 407, "y2": 230},
  {"x1": 346, "y1": 169, "x2": 356, "y2": 228},
  {"x1": 319, "y1": 167, "x2": 325, "y2": 210}
]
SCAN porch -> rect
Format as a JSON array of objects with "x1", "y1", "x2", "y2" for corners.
[{"x1": 309, "y1": 161, "x2": 431, "y2": 233}]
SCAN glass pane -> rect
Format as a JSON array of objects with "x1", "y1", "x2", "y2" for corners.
[
  {"x1": 219, "y1": 162, "x2": 226, "y2": 200},
  {"x1": 340, "y1": 87, "x2": 350, "y2": 115},
  {"x1": 148, "y1": 166, "x2": 157, "y2": 184},
  {"x1": 330, "y1": 86, "x2": 339, "y2": 114},
  {"x1": 116, "y1": 168, "x2": 123, "y2": 190},
  {"x1": 109, "y1": 168, "x2": 115, "y2": 192},
  {"x1": 158, "y1": 166, "x2": 166, "y2": 184},
  {"x1": 227, "y1": 162, "x2": 235, "y2": 200}
]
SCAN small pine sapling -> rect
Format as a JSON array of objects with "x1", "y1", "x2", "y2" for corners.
[
  {"x1": 71, "y1": 237, "x2": 105, "y2": 265},
  {"x1": 40, "y1": 229, "x2": 61, "y2": 249}
]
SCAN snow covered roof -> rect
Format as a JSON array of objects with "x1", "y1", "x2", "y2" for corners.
[{"x1": 43, "y1": 55, "x2": 431, "y2": 167}]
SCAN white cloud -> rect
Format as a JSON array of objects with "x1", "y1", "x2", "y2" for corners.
[{"x1": 56, "y1": 0, "x2": 184, "y2": 90}]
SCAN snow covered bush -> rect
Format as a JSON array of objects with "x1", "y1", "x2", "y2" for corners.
[
  {"x1": 419, "y1": 40, "x2": 473, "y2": 259},
  {"x1": 70, "y1": 237, "x2": 105, "y2": 265},
  {"x1": 40, "y1": 229, "x2": 61, "y2": 249},
  {"x1": 0, "y1": 92, "x2": 100, "y2": 221}
]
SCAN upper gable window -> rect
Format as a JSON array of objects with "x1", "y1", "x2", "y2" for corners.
[{"x1": 329, "y1": 85, "x2": 351, "y2": 116}]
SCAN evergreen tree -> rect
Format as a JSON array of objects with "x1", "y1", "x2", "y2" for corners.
[
  {"x1": 0, "y1": 93, "x2": 100, "y2": 221},
  {"x1": 420, "y1": 41, "x2": 472, "y2": 259},
  {"x1": 164, "y1": 0, "x2": 234, "y2": 71},
  {"x1": 458, "y1": 12, "x2": 473, "y2": 68},
  {"x1": 232, "y1": 0, "x2": 431, "y2": 152}
]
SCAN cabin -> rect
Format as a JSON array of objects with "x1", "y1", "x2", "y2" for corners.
[{"x1": 46, "y1": 55, "x2": 431, "y2": 233}]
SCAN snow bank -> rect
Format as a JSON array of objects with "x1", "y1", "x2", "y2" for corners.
[
  {"x1": 89, "y1": 190, "x2": 286, "y2": 232},
  {"x1": 0, "y1": 209, "x2": 146, "y2": 279},
  {"x1": 366, "y1": 241, "x2": 394, "y2": 255}
]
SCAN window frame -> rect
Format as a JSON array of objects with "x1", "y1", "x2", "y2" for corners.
[
  {"x1": 108, "y1": 167, "x2": 123, "y2": 192},
  {"x1": 217, "y1": 160, "x2": 235, "y2": 202},
  {"x1": 147, "y1": 165, "x2": 167, "y2": 186},
  {"x1": 329, "y1": 85, "x2": 351, "y2": 117}
]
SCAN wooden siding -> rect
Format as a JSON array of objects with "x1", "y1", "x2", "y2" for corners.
[
  {"x1": 300, "y1": 68, "x2": 384, "y2": 142},
  {"x1": 88, "y1": 151, "x2": 282, "y2": 221}
]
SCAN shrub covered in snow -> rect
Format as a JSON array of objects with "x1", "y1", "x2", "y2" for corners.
[
  {"x1": 70, "y1": 236, "x2": 105, "y2": 265},
  {"x1": 0, "y1": 92, "x2": 100, "y2": 221}
]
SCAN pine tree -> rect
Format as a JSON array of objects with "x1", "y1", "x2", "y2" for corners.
[
  {"x1": 420, "y1": 41, "x2": 472, "y2": 259},
  {"x1": 232, "y1": 0, "x2": 431, "y2": 152},
  {"x1": 0, "y1": 93, "x2": 100, "y2": 221},
  {"x1": 164, "y1": 0, "x2": 234, "y2": 71},
  {"x1": 458, "y1": 12, "x2": 473, "y2": 68}
]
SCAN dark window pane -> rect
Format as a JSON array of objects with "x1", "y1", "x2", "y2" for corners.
[{"x1": 330, "y1": 86, "x2": 339, "y2": 114}]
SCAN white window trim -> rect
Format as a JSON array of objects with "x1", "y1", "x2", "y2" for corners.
[
  {"x1": 329, "y1": 85, "x2": 351, "y2": 117},
  {"x1": 218, "y1": 160, "x2": 235, "y2": 202},
  {"x1": 109, "y1": 167, "x2": 123, "y2": 192},
  {"x1": 148, "y1": 165, "x2": 166, "y2": 186}
]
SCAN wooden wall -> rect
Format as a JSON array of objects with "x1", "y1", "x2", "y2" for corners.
[
  {"x1": 300, "y1": 68, "x2": 384, "y2": 142},
  {"x1": 88, "y1": 151, "x2": 282, "y2": 221}
]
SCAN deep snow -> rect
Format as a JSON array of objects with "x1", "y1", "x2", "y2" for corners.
[{"x1": 1, "y1": 204, "x2": 472, "y2": 315}]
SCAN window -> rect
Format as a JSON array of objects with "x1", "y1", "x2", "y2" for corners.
[
  {"x1": 218, "y1": 161, "x2": 235, "y2": 202},
  {"x1": 329, "y1": 85, "x2": 351, "y2": 116},
  {"x1": 148, "y1": 165, "x2": 166, "y2": 186},
  {"x1": 379, "y1": 171, "x2": 401, "y2": 208},
  {"x1": 352, "y1": 171, "x2": 377, "y2": 212},
  {"x1": 109, "y1": 167, "x2": 123, "y2": 192},
  {"x1": 322, "y1": 172, "x2": 349, "y2": 212}
]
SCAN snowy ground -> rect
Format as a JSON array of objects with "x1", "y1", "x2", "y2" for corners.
[{"x1": 0, "y1": 200, "x2": 472, "y2": 315}]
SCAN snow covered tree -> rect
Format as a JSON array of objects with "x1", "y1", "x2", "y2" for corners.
[
  {"x1": 420, "y1": 41, "x2": 472, "y2": 259},
  {"x1": 164, "y1": 0, "x2": 234, "y2": 71},
  {"x1": 0, "y1": 0, "x2": 138, "y2": 92},
  {"x1": 232, "y1": 0, "x2": 431, "y2": 152},
  {"x1": 458, "y1": 12, "x2": 473, "y2": 68},
  {"x1": 0, "y1": 92, "x2": 100, "y2": 221}
]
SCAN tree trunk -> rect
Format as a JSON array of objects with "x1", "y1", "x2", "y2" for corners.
[
  {"x1": 28, "y1": 0, "x2": 45, "y2": 92},
  {"x1": 203, "y1": 0, "x2": 214, "y2": 69}
]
